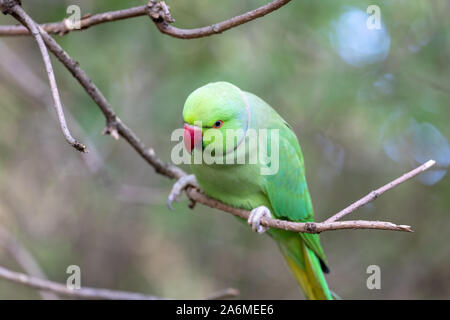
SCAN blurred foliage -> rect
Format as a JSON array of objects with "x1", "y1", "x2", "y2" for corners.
[{"x1": 0, "y1": 0, "x2": 448, "y2": 299}]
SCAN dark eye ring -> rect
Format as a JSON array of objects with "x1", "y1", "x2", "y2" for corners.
[{"x1": 213, "y1": 120, "x2": 224, "y2": 128}]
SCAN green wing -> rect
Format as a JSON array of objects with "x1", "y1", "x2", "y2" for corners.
[{"x1": 263, "y1": 124, "x2": 328, "y2": 269}]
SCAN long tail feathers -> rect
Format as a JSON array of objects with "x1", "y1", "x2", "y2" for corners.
[{"x1": 281, "y1": 241, "x2": 333, "y2": 300}]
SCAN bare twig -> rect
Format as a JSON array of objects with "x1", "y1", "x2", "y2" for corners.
[
  {"x1": 147, "y1": 0, "x2": 292, "y2": 39},
  {"x1": 185, "y1": 160, "x2": 436, "y2": 233},
  {"x1": 0, "y1": 265, "x2": 165, "y2": 299},
  {"x1": 0, "y1": 226, "x2": 59, "y2": 299},
  {"x1": 35, "y1": 24, "x2": 186, "y2": 179},
  {"x1": 0, "y1": 5, "x2": 147, "y2": 36},
  {"x1": 0, "y1": 0, "x2": 292, "y2": 39},
  {"x1": 185, "y1": 189, "x2": 414, "y2": 234},
  {"x1": 325, "y1": 160, "x2": 437, "y2": 223},
  {"x1": 1, "y1": 2, "x2": 86, "y2": 152},
  {"x1": 0, "y1": 41, "x2": 105, "y2": 173},
  {"x1": 0, "y1": 264, "x2": 238, "y2": 300}
]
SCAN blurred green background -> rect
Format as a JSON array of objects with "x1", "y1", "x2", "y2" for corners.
[{"x1": 0, "y1": 0, "x2": 449, "y2": 299}]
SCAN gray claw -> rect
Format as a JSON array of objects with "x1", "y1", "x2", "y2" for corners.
[
  {"x1": 247, "y1": 206, "x2": 272, "y2": 234},
  {"x1": 167, "y1": 198, "x2": 174, "y2": 211},
  {"x1": 167, "y1": 174, "x2": 199, "y2": 210}
]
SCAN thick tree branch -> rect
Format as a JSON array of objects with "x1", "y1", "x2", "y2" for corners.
[
  {"x1": 0, "y1": 0, "x2": 292, "y2": 39},
  {"x1": 1, "y1": 2, "x2": 86, "y2": 152}
]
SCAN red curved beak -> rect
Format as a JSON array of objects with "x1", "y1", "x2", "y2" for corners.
[{"x1": 184, "y1": 124, "x2": 202, "y2": 153}]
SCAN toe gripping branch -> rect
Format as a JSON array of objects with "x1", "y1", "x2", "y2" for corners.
[{"x1": 167, "y1": 174, "x2": 199, "y2": 210}]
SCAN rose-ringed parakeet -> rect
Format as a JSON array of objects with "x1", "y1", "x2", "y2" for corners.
[{"x1": 169, "y1": 82, "x2": 333, "y2": 300}]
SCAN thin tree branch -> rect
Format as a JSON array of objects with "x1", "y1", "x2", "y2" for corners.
[
  {"x1": 324, "y1": 160, "x2": 437, "y2": 223},
  {"x1": 0, "y1": 40, "x2": 105, "y2": 173},
  {"x1": 147, "y1": 0, "x2": 292, "y2": 39},
  {"x1": 0, "y1": 5, "x2": 148, "y2": 36},
  {"x1": 35, "y1": 22, "x2": 186, "y2": 179},
  {"x1": 0, "y1": 0, "x2": 292, "y2": 39},
  {"x1": 185, "y1": 160, "x2": 436, "y2": 233},
  {"x1": 0, "y1": 264, "x2": 239, "y2": 300},
  {"x1": 1, "y1": 2, "x2": 86, "y2": 152},
  {"x1": 0, "y1": 265, "x2": 164, "y2": 299},
  {"x1": 0, "y1": 226, "x2": 59, "y2": 299},
  {"x1": 185, "y1": 189, "x2": 414, "y2": 234}
]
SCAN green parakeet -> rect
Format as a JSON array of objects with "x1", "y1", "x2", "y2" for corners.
[{"x1": 178, "y1": 81, "x2": 332, "y2": 300}]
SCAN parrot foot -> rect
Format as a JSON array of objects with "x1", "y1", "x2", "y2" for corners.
[
  {"x1": 167, "y1": 174, "x2": 199, "y2": 211},
  {"x1": 248, "y1": 206, "x2": 272, "y2": 234}
]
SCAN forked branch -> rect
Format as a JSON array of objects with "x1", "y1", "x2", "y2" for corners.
[{"x1": 185, "y1": 160, "x2": 436, "y2": 233}]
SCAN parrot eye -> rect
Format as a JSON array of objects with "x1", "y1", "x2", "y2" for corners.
[{"x1": 213, "y1": 120, "x2": 224, "y2": 128}]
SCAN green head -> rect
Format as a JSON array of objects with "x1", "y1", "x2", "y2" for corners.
[{"x1": 183, "y1": 82, "x2": 250, "y2": 154}]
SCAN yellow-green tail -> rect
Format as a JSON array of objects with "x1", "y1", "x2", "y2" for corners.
[{"x1": 281, "y1": 241, "x2": 333, "y2": 300}]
